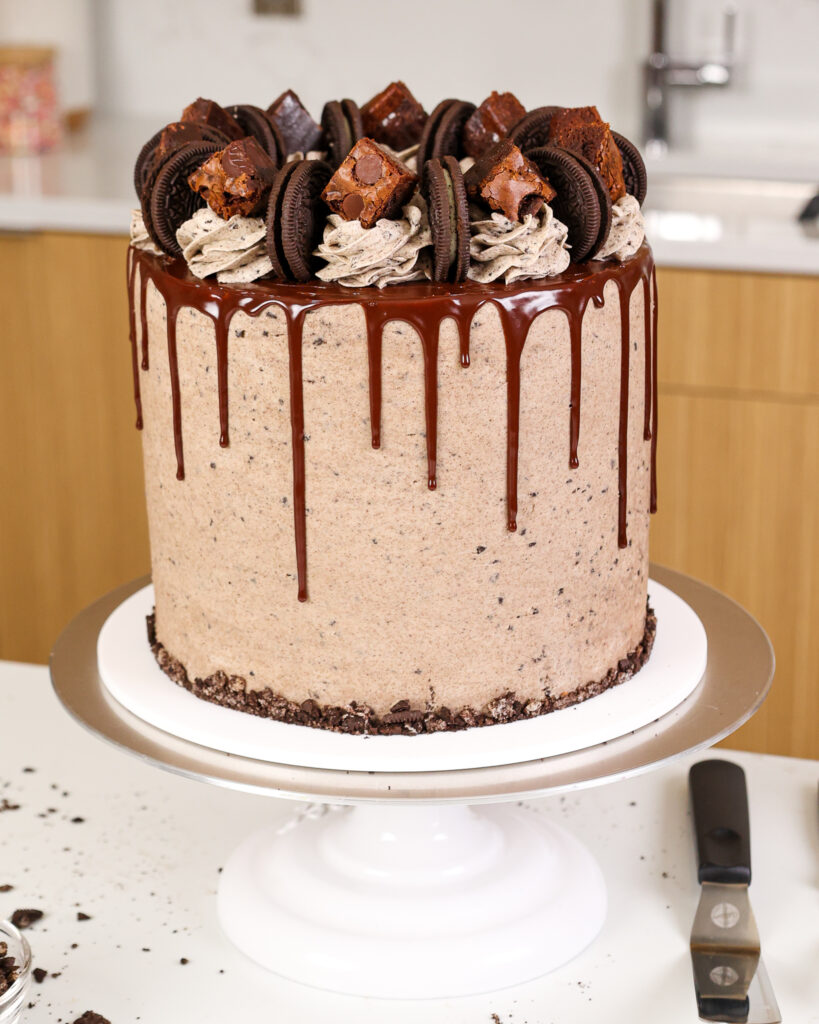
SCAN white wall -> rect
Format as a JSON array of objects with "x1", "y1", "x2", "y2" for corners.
[{"x1": 91, "y1": 0, "x2": 819, "y2": 153}]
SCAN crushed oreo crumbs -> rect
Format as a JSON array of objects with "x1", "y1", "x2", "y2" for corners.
[{"x1": 10, "y1": 908, "x2": 43, "y2": 929}]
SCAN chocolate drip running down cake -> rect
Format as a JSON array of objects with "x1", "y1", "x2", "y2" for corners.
[{"x1": 127, "y1": 88, "x2": 658, "y2": 735}]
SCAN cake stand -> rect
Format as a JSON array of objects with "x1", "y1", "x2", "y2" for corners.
[{"x1": 50, "y1": 565, "x2": 774, "y2": 1000}]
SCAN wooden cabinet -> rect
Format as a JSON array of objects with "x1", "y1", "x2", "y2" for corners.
[
  {"x1": 0, "y1": 232, "x2": 150, "y2": 663},
  {"x1": 653, "y1": 267, "x2": 818, "y2": 759},
  {"x1": 0, "y1": 234, "x2": 815, "y2": 757}
]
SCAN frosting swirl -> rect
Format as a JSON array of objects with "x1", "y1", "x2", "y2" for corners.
[
  {"x1": 314, "y1": 193, "x2": 432, "y2": 288},
  {"x1": 175, "y1": 207, "x2": 273, "y2": 284},
  {"x1": 129, "y1": 209, "x2": 162, "y2": 255},
  {"x1": 467, "y1": 204, "x2": 570, "y2": 284},
  {"x1": 594, "y1": 194, "x2": 645, "y2": 262}
]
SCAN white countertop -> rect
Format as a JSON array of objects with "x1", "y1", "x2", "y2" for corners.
[
  {"x1": 0, "y1": 116, "x2": 817, "y2": 276},
  {"x1": 1, "y1": 660, "x2": 817, "y2": 1024}
]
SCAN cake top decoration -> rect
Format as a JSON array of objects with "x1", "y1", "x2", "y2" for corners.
[{"x1": 131, "y1": 88, "x2": 647, "y2": 287}]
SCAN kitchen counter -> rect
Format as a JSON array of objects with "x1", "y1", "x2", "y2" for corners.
[
  {"x1": 0, "y1": 116, "x2": 817, "y2": 275},
  {"x1": 1, "y1": 661, "x2": 817, "y2": 1024}
]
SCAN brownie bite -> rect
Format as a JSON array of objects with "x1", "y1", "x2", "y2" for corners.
[
  {"x1": 321, "y1": 138, "x2": 417, "y2": 228},
  {"x1": 188, "y1": 137, "x2": 278, "y2": 219},
  {"x1": 361, "y1": 81, "x2": 427, "y2": 151},
  {"x1": 267, "y1": 89, "x2": 323, "y2": 155},
  {"x1": 180, "y1": 97, "x2": 243, "y2": 141},
  {"x1": 462, "y1": 90, "x2": 526, "y2": 159},
  {"x1": 548, "y1": 106, "x2": 625, "y2": 201},
  {"x1": 464, "y1": 139, "x2": 556, "y2": 221}
]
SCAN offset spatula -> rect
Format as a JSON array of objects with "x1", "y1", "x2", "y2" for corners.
[{"x1": 689, "y1": 760, "x2": 782, "y2": 1024}]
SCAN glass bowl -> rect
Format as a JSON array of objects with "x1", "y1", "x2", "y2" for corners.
[{"x1": 0, "y1": 920, "x2": 31, "y2": 1024}]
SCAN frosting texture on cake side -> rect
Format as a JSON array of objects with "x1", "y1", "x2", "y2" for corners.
[{"x1": 128, "y1": 246, "x2": 658, "y2": 732}]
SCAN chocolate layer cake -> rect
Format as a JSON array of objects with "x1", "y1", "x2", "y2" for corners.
[{"x1": 127, "y1": 90, "x2": 657, "y2": 734}]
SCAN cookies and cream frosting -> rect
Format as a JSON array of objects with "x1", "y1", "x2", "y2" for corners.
[
  {"x1": 176, "y1": 207, "x2": 273, "y2": 284},
  {"x1": 467, "y1": 204, "x2": 571, "y2": 284},
  {"x1": 314, "y1": 193, "x2": 432, "y2": 288},
  {"x1": 129, "y1": 209, "x2": 162, "y2": 255},
  {"x1": 594, "y1": 194, "x2": 645, "y2": 263}
]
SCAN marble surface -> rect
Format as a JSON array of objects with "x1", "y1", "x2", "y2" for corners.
[
  {"x1": 0, "y1": 116, "x2": 817, "y2": 275},
  {"x1": 1, "y1": 660, "x2": 818, "y2": 1023}
]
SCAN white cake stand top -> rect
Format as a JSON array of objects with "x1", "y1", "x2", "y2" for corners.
[{"x1": 50, "y1": 565, "x2": 774, "y2": 804}]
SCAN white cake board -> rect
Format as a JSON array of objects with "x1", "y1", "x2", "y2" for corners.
[
  {"x1": 53, "y1": 569, "x2": 773, "y2": 999},
  {"x1": 96, "y1": 578, "x2": 706, "y2": 774}
]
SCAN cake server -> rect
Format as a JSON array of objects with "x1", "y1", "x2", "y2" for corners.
[{"x1": 689, "y1": 759, "x2": 781, "y2": 1024}]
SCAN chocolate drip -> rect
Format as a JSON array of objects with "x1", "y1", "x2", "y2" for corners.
[
  {"x1": 286, "y1": 307, "x2": 309, "y2": 602},
  {"x1": 166, "y1": 308, "x2": 185, "y2": 481},
  {"x1": 365, "y1": 314, "x2": 383, "y2": 449},
  {"x1": 567, "y1": 308, "x2": 584, "y2": 470},
  {"x1": 650, "y1": 264, "x2": 658, "y2": 513},
  {"x1": 126, "y1": 250, "x2": 143, "y2": 430},
  {"x1": 139, "y1": 269, "x2": 150, "y2": 370},
  {"x1": 422, "y1": 329, "x2": 439, "y2": 490},
  {"x1": 642, "y1": 274, "x2": 652, "y2": 442},
  {"x1": 127, "y1": 245, "x2": 656, "y2": 600},
  {"x1": 615, "y1": 279, "x2": 630, "y2": 549},
  {"x1": 214, "y1": 316, "x2": 231, "y2": 447},
  {"x1": 458, "y1": 316, "x2": 471, "y2": 368}
]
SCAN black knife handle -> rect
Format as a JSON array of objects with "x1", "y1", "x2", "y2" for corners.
[{"x1": 689, "y1": 759, "x2": 752, "y2": 886}]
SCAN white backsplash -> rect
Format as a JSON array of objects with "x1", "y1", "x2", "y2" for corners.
[{"x1": 91, "y1": 0, "x2": 819, "y2": 155}]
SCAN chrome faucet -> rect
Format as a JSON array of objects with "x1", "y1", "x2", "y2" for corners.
[{"x1": 643, "y1": 0, "x2": 737, "y2": 155}]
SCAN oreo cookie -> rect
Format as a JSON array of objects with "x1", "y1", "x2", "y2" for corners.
[
  {"x1": 266, "y1": 159, "x2": 333, "y2": 281},
  {"x1": 526, "y1": 145, "x2": 601, "y2": 263},
  {"x1": 134, "y1": 122, "x2": 228, "y2": 197},
  {"x1": 321, "y1": 99, "x2": 364, "y2": 168},
  {"x1": 422, "y1": 155, "x2": 470, "y2": 283},
  {"x1": 416, "y1": 98, "x2": 475, "y2": 171},
  {"x1": 281, "y1": 160, "x2": 334, "y2": 282},
  {"x1": 144, "y1": 141, "x2": 220, "y2": 257},
  {"x1": 227, "y1": 104, "x2": 285, "y2": 164},
  {"x1": 554, "y1": 146, "x2": 612, "y2": 260},
  {"x1": 508, "y1": 105, "x2": 565, "y2": 153},
  {"x1": 612, "y1": 131, "x2": 647, "y2": 205}
]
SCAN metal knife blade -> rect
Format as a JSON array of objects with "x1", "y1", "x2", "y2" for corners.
[{"x1": 688, "y1": 759, "x2": 781, "y2": 1024}]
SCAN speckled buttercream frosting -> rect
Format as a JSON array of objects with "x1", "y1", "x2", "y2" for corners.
[{"x1": 127, "y1": 87, "x2": 658, "y2": 734}]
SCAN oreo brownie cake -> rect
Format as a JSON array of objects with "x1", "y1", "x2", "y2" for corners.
[{"x1": 127, "y1": 88, "x2": 657, "y2": 735}]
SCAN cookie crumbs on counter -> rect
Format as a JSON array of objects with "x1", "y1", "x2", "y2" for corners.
[
  {"x1": 32, "y1": 967, "x2": 48, "y2": 983},
  {"x1": 0, "y1": 940, "x2": 21, "y2": 992},
  {"x1": 76, "y1": 912, "x2": 91, "y2": 921},
  {"x1": 11, "y1": 908, "x2": 43, "y2": 929},
  {"x1": 70, "y1": 817, "x2": 85, "y2": 824},
  {"x1": 0, "y1": 799, "x2": 20, "y2": 812},
  {"x1": 0, "y1": 884, "x2": 13, "y2": 892},
  {"x1": 180, "y1": 957, "x2": 189, "y2": 964},
  {"x1": 71, "y1": 1013, "x2": 112, "y2": 1024}
]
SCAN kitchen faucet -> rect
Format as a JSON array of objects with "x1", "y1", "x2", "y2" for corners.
[{"x1": 643, "y1": 0, "x2": 737, "y2": 155}]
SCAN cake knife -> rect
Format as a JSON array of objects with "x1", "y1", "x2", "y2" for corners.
[{"x1": 689, "y1": 759, "x2": 781, "y2": 1023}]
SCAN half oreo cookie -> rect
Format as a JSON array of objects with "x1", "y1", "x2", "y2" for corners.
[
  {"x1": 227, "y1": 104, "x2": 285, "y2": 165},
  {"x1": 422, "y1": 155, "x2": 470, "y2": 283},
  {"x1": 321, "y1": 99, "x2": 364, "y2": 168},
  {"x1": 134, "y1": 122, "x2": 229, "y2": 197},
  {"x1": 558, "y1": 147, "x2": 613, "y2": 260},
  {"x1": 145, "y1": 141, "x2": 221, "y2": 257},
  {"x1": 508, "y1": 105, "x2": 565, "y2": 153},
  {"x1": 526, "y1": 145, "x2": 601, "y2": 263},
  {"x1": 266, "y1": 159, "x2": 333, "y2": 281},
  {"x1": 416, "y1": 98, "x2": 476, "y2": 170},
  {"x1": 612, "y1": 131, "x2": 647, "y2": 205},
  {"x1": 281, "y1": 160, "x2": 334, "y2": 282}
]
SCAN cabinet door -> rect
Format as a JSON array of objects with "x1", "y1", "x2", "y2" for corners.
[
  {"x1": 0, "y1": 232, "x2": 149, "y2": 664},
  {"x1": 654, "y1": 267, "x2": 819, "y2": 759}
]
